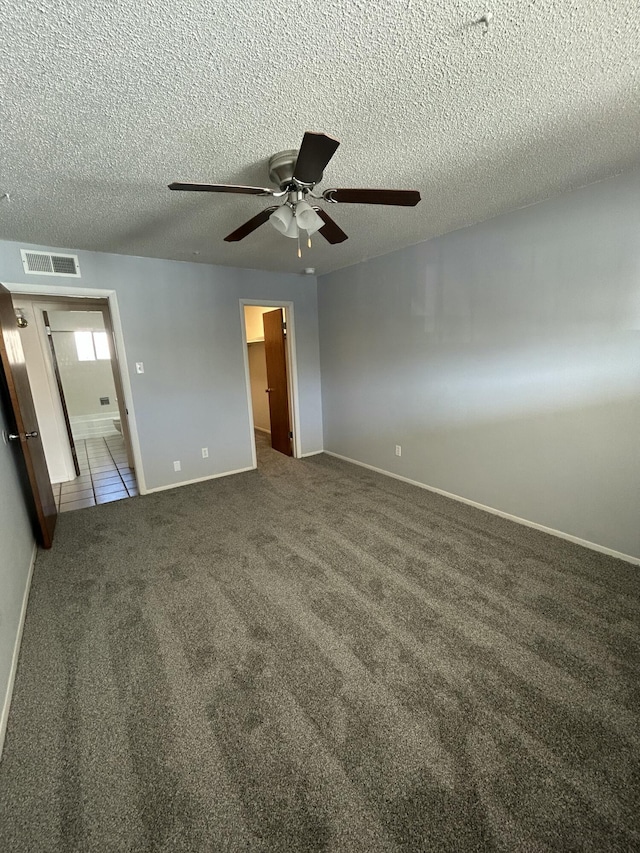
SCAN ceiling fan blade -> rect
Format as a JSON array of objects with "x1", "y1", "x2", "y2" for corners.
[
  {"x1": 293, "y1": 132, "x2": 340, "y2": 185},
  {"x1": 324, "y1": 188, "x2": 421, "y2": 206},
  {"x1": 314, "y1": 208, "x2": 348, "y2": 244},
  {"x1": 224, "y1": 207, "x2": 278, "y2": 242},
  {"x1": 169, "y1": 182, "x2": 273, "y2": 196}
]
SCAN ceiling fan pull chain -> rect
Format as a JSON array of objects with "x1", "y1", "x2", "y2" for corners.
[
  {"x1": 297, "y1": 230, "x2": 302, "y2": 259},
  {"x1": 307, "y1": 234, "x2": 312, "y2": 249}
]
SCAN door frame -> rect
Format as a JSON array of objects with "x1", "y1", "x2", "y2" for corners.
[
  {"x1": 3, "y1": 283, "x2": 147, "y2": 493},
  {"x1": 239, "y1": 299, "x2": 301, "y2": 465}
]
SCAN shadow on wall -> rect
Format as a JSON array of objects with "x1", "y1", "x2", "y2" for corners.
[
  {"x1": 334, "y1": 330, "x2": 639, "y2": 428},
  {"x1": 400, "y1": 335, "x2": 640, "y2": 427},
  {"x1": 325, "y1": 333, "x2": 640, "y2": 557}
]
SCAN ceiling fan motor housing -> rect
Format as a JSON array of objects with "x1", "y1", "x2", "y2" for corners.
[{"x1": 268, "y1": 149, "x2": 317, "y2": 189}]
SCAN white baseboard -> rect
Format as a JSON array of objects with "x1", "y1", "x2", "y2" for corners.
[
  {"x1": 144, "y1": 465, "x2": 255, "y2": 494},
  {"x1": 324, "y1": 451, "x2": 640, "y2": 566},
  {"x1": 0, "y1": 543, "x2": 38, "y2": 760},
  {"x1": 300, "y1": 450, "x2": 324, "y2": 458}
]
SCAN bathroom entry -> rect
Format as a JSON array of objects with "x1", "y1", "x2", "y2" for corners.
[
  {"x1": 45, "y1": 309, "x2": 120, "y2": 447},
  {"x1": 243, "y1": 304, "x2": 295, "y2": 458},
  {"x1": 14, "y1": 295, "x2": 138, "y2": 511}
]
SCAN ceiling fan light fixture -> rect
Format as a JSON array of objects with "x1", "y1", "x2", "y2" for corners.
[
  {"x1": 269, "y1": 204, "x2": 298, "y2": 238},
  {"x1": 294, "y1": 200, "x2": 324, "y2": 235}
]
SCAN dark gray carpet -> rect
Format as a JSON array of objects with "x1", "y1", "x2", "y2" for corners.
[{"x1": 1, "y1": 432, "x2": 639, "y2": 852}]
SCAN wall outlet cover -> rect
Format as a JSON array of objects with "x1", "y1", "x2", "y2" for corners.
[
  {"x1": 202, "y1": 447, "x2": 209, "y2": 458},
  {"x1": 173, "y1": 460, "x2": 181, "y2": 471}
]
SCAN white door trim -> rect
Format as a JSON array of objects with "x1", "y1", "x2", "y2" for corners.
[
  {"x1": 2, "y1": 282, "x2": 147, "y2": 493},
  {"x1": 239, "y1": 299, "x2": 301, "y2": 462}
]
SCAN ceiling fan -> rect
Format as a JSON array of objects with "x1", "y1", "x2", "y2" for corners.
[{"x1": 168, "y1": 131, "x2": 421, "y2": 253}]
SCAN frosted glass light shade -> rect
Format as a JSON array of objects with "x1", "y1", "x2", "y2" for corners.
[
  {"x1": 294, "y1": 200, "x2": 324, "y2": 235},
  {"x1": 270, "y1": 205, "x2": 299, "y2": 238}
]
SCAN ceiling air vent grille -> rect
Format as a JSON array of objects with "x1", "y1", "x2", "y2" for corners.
[{"x1": 20, "y1": 249, "x2": 81, "y2": 277}]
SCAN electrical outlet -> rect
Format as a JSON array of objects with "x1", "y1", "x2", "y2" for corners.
[
  {"x1": 201, "y1": 447, "x2": 209, "y2": 458},
  {"x1": 173, "y1": 460, "x2": 181, "y2": 472},
  {"x1": 395, "y1": 445, "x2": 402, "y2": 457}
]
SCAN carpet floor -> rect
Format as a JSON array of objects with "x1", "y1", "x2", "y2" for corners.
[{"x1": 1, "y1": 433, "x2": 639, "y2": 852}]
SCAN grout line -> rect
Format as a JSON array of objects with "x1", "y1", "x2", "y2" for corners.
[
  {"x1": 103, "y1": 436, "x2": 128, "y2": 491},
  {"x1": 107, "y1": 435, "x2": 139, "y2": 493},
  {"x1": 86, "y1": 439, "x2": 98, "y2": 503},
  {"x1": 56, "y1": 436, "x2": 136, "y2": 511}
]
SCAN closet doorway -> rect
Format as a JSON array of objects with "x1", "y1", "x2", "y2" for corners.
[{"x1": 242, "y1": 301, "x2": 300, "y2": 466}]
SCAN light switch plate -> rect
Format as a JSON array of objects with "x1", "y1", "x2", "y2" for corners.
[{"x1": 136, "y1": 362, "x2": 144, "y2": 374}]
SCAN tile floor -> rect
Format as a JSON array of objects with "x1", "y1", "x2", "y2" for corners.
[{"x1": 52, "y1": 435, "x2": 138, "y2": 513}]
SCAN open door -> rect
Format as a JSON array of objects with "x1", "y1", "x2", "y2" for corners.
[
  {"x1": 0, "y1": 284, "x2": 57, "y2": 548},
  {"x1": 263, "y1": 308, "x2": 292, "y2": 456}
]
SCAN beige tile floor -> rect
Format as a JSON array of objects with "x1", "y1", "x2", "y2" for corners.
[{"x1": 52, "y1": 435, "x2": 138, "y2": 513}]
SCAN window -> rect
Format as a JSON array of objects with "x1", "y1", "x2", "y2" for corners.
[{"x1": 75, "y1": 330, "x2": 110, "y2": 361}]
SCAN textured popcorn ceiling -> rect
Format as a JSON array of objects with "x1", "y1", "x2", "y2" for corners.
[{"x1": 0, "y1": 1, "x2": 638, "y2": 275}]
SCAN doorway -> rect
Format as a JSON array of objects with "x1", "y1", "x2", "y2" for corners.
[
  {"x1": 242, "y1": 302, "x2": 300, "y2": 466},
  {"x1": 12, "y1": 294, "x2": 139, "y2": 512}
]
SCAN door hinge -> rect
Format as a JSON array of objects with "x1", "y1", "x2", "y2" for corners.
[
  {"x1": 288, "y1": 431, "x2": 293, "y2": 439},
  {"x1": 282, "y1": 321, "x2": 287, "y2": 333},
  {"x1": 45, "y1": 325, "x2": 51, "y2": 336}
]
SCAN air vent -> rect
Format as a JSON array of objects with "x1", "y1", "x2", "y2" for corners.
[{"x1": 20, "y1": 249, "x2": 81, "y2": 277}]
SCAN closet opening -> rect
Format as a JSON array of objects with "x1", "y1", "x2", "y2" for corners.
[{"x1": 241, "y1": 301, "x2": 300, "y2": 467}]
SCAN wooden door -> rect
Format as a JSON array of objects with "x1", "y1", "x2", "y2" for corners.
[
  {"x1": 263, "y1": 309, "x2": 292, "y2": 456},
  {"x1": 0, "y1": 284, "x2": 57, "y2": 547}
]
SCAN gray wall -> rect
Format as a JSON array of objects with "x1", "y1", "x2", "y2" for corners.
[
  {"x1": 0, "y1": 392, "x2": 35, "y2": 747},
  {"x1": 0, "y1": 243, "x2": 323, "y2": 490},
  {"x1": 318, "y1": 169, "x2": 640, "y2": 559}
]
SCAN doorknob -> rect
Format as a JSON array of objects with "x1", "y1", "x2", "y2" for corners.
[
  {"x1": 265, "y1": 388, "x2": 273, "y2": 393},
  {"x1": 25, "y1": 431, "x2": 39, "y2": 439}
]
